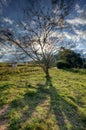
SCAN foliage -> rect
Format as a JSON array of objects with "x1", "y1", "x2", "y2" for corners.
[
  {"x1": 56, "y1": 60, "x2": 71, "y2": 69},
  {"x1": 56, "y1": 48, "x2": 83, "y2": 69},
  {"x1": 83, "y1": 62, "x2": 86, "y2": 68}
]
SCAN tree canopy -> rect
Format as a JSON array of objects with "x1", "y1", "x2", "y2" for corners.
[{"x1": 56, "y1": 48, "x2": 83, "y2": 69}]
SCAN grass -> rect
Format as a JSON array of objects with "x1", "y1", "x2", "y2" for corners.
[{"x1": 0, "y1": 65, "x2": 86, "y2": 130}]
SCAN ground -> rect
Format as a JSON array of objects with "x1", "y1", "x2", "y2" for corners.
[{"x1": 0, "y1": 65, "x2": 86, "y2": 130}]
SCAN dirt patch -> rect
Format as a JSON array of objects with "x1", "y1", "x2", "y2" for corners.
[{"x1": 0, "y1": 105, "x2": 9, "y2": 130}]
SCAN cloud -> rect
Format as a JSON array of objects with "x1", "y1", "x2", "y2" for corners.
[
  {"x1": 75, "y1": 3, "x2": 83, "y2": 14},
  {"x1": 66, "y1": 18, "x2": 86, "y2": 26},
  {"x1": 73, "y1": 27, "x2": 86, "y2": 40},
  {"x1": 3, "y1": 17, "x2": 13, "y2": 24},
  {"x1": 63, "y1": 32, "x2": 80, "y2": 42},
  {"x1": 67, "y1": 2, "x2": 86, "y2": 26}
]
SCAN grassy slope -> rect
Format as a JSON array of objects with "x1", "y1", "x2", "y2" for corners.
[{"x1": 0, "y1": 65, "x2": 86, "y2": 130}]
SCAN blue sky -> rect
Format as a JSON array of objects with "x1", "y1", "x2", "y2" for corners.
[{"x1": 0, "y1": 0, "x2": 86, "y2": 62}]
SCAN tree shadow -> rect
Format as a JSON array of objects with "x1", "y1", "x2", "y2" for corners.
[
  {"x1": 9, "y1": 84, "x2": 48, "y2": 129},
  {"x1": 45, "y1": 77, "x2": 86, "y2": 130},
  {"x1": 8, "y1": 78, "x2": 86, "y2": 130}
]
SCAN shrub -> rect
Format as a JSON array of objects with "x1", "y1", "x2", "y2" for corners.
[
  {"x1": 56, "y1": 60, "x2": 71, "y2": 69},
  {"x1": 56, "y1": 48, "x2": 83, "y2": 69},
  {"x1": 83, "y1": 62, "x2": 86, "y2": 68}
]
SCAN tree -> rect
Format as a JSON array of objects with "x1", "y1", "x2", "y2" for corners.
[
  {"x1": 56, "y1": 48, "x2": 83, "y2": 69},
  {"x1": 0, "y1": 0, "x2": 74, "y2": 78}
]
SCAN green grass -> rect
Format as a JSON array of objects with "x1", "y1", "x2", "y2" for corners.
[{"x1": 0, "y1": 65, "x2": 86, "y2": 130}]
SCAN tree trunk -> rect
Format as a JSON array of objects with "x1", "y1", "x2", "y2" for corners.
[{"x1": 43, "y1": 67, "x2": 50, "y2": 79}]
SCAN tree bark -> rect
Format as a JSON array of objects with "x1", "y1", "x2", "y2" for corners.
[{"x1": 43, "y1": 66, "x2": 50, "y2": 79}]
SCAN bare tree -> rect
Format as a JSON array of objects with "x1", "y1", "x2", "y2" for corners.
[{"x1": 0, "y1": 0, "x2": 74, "y2": 78}]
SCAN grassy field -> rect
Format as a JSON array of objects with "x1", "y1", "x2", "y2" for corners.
[{"x1": 0, "y1": 65, "x2": 86, "y2": 130}]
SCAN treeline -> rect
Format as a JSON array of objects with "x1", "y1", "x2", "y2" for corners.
[{"x1": 56, "y1": 48, "x2": 86, "y2": 69}]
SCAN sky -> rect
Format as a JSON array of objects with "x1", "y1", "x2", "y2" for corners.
[{"x1": 0, "y1": 0, "x2": 86, "y2": 62}]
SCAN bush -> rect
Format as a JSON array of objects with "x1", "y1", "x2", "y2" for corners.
[
  {"x1": 83, "y1": 62, "x2": 86, "y2": 68},
  {"x1": 56, "y1": 60, "x2": 71, "y2": 69},
  {"x1": 56, "y1": 48, "x2": 83, "y2": 69}
]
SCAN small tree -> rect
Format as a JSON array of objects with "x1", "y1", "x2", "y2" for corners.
[{"x1": 0, "y1": 0, "x2": 74, "y2": 78}]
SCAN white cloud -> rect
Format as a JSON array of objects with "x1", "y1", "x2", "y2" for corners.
[
  {"x1": 3, "y1": 17, "x2": 13, "y2": 24},
  {"x1": 67, "y1": 3, "x2": 86, "y2": 27},
  {"x1": 73, "y1": 27, "x2": 86, "y2": 40},
  {"x1": 75, "y1": 3, "x2": 83, "y2": 14},
  {"x1": 63, "y1": 32, "x2": 80, "y2": 42},
  {"x1": 66, "y1": 18, "x2": 86, "y2": 26}
]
